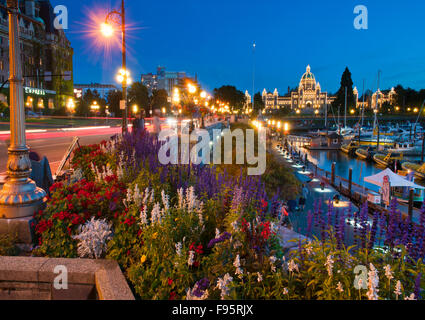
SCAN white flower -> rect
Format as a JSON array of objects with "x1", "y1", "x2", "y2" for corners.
[
  {"x1": 186, "y1": 285, "x2": 209, "y2": 300},
  {"x1": 269, "y1": 256, "x2": 277, "y2": 272},
  {"x1": 305, "y1": 243, "x2": 313, "y2": 256},
  {"x1": 282, "y1": 287, "x2": 288, "y2": 295},
  {"x1": 394, "y1": 280, "x2": 402, "y2": 298},
  {"x1": 142, "y1": 188, "x2": 150, "y2": 206},
  {"x1": 150, "y1": 202, "x2": 162, "y2": 224},
  {"x1": 404, "y1": 293, "x2": 416, "y2": 300},
  {"x1": 324, "y1": 255, "x2": 334, "y2": 277},
  {"x1": 287, "y1": 259, "x2": 299, "y2": 273},
  {"x1": 161, "y1": 190, "x2": 169, "y2": 211},
  {"x1": 384, "y1": 264, "x2": 393, "y2": 281},
  {"x1": 72, "y1": 217, "x2": 112, "y2": 259},
  {"x1": 177, "y1": 188, "x2": 184, "y2": 209},
  {"x1": 366, "y1": 263, "x2": 379, "y2": 300},
  {"x1": 126, "y1": 188, "x2": 133, "y2": 205},
  {"x1": 188, "y1": 250, "x2": 195, "y2": 266},
  {"x1": 233, "y1": 254, "x2": 243, "y2": 276},
  {"x1": 133, "y1": 184, "x2": 142, "y2": 207},
  {"x1": 175, "y1": 242, "x2": 182, "y2": 256},
  {"x1": 215, "y1": 228, "x2": 220, "y2": 239},
  {"x1": 231, "y1": 220, "x2": 239, "y2": 232},
  {"x1": 216, "y1": 273, "x2": 233, "y2": 300},
  {"x1": 257, "y1": 272, "x2": 263, "y2": 282},
  {"x1": 336, "y1": 282, "x2": 344, "y2": 293},
  {"x1": 140, "y1": 206, "x2": 148, "y2": 226}
]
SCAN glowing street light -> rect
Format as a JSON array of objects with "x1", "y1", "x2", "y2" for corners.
[
  {"x1": 200, "y1": 91, "x2": 207, "y2": 99},
  {"x1": 90, "y1": 101, "x2": 100, "y2": 112},
  {"x1": 132, "y1": 104, "x2": 138, "y2": 113},
  {"x1": 100, "y1": 22, "x2": 114, "y2": 37},
  {"x1": 116, "y1": 68, "x2": 132, "y2": 85},
  {"x1": 188, "y1": 83, "x2": 196, "y2": 94},
  {"x1": 67, "y1": 98, "x2": 75, "y2": 113}
]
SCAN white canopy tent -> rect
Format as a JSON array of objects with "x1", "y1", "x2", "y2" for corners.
[{"x1": 364, "y1": 168, "x2": 425, "y2": 189}]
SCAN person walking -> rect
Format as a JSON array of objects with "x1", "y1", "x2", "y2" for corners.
[
  {"x1": 298, "y1": 195, "x2": 306, "y2": 211},
  {"x1": 152, "y1": 109, "x2": 161, "y2": 137},
  {"x1": 302, "y1": 184, "x2": 309, "y2": 199},
  {"x1": 132, "y1": 112, "x2": 141, "y2": 134}
]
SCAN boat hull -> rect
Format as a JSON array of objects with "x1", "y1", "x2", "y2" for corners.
[{"x1": 401, "y1": 162, "x2": 425, "y2": 179}]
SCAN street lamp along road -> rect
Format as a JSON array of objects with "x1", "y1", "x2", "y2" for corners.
[
  {"x1": 101, "y1": 0, "x2": 128, "y2": 133},
  {"x1": 0, "y1": 0, "x2": 46, "y2": 222}
]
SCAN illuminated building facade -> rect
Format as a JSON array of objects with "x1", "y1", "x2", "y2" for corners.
[{"x1": 262, "y1": 65, "x2": 335, "y2": 114}]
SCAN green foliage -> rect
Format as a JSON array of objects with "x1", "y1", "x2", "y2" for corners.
[
  {"x1": 128, "y1": 82, "x2": 150, "y2": 114},
  {"x1": 213, "y1": 85, "x2": 245, "y2": 113},
  {"x1": 0, "y1": 233, "x2": 19, "y2": 256},
  {"x1": 150, "y1": 89, "x2": 169, "y2": 113},
  {"x1": 106, "y1": 89, "x2": 123, "y2": 117},
  {"x1": 0, "y1": 102, "x2": 9, "y2": 118},
  {"x1": 332, "y1": 67, "x2": 356, "y2": 110}
]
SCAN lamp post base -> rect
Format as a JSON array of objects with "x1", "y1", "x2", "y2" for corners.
[
  {"x1": 0, "y1": 216, "x2": 37, "y2": 244},
  {"x1": 0, "y1": 179, "x2": 46, "y2": 219}
]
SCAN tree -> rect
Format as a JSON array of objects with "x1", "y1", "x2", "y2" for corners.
[
  {"x1": 128, "y1": 82, "x2": 150, "y2": 114},
  {"x1": 76, "y1": 89, "x2": 105, "y2": 117},
  {"x1": 213, "y1": 85, "x2": 245, "y2": 112},
  {"x1": 106, "y1": 89, "x2": 122, "y2": 117},
  {"x1": 332, "y1": 67, "x2": 356, "y2": 111},
  {"x1": 151, "y1": 89, "x2": 169, "y2": 112},
  {"x1": 253, "y1": 92, "x2": 264, "y2": 113}
]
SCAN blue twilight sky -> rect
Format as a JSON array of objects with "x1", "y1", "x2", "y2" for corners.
[{"x1": 55, "y1": 0, "x2": 425, "y2": 95}]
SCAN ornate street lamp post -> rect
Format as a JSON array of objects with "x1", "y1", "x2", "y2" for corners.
[
  {"x1": 0, "y1": 0, "x2": 46, "y2": 219},
  {"x1": 101, "y1": 0, "x2": 128, "y2": 133}
]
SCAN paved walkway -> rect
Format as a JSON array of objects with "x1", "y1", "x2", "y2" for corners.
[{"x1": 270, "y1": 138, "x2": 359, "y2": 236}]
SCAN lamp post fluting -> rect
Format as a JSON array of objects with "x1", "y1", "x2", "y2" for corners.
[
  {"x1": 120, "y1": 0, "x2": 127, "y2": 133},
  {"x1": 0, "y1": 0, "x2": 46, "y2": 219}
]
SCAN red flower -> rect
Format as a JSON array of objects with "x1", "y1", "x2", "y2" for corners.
[
  {"x1": 167, "y1": 278, "x2": 173, "y2": 286},
  {"x1": 169, "y1": 291, "x2": 177, "y2": 300},
  {"x1": 261, "y1": 199, "x2": 268, "y2": 208}
]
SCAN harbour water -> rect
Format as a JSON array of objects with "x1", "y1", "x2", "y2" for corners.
[
  {"x1": 302, "y1": 149, "x2": 422, "y2": 193},
  {"x1": 282, "y1": 144, "x2": 422, "y2": 243}
]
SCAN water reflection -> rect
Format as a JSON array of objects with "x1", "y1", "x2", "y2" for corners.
[{"x1": 305, "y1": 149, "x2": 421, "y2": 193}]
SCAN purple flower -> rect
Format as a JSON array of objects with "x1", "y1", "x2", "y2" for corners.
[
  {"x1": 414, "y1": 273, "x2": 422, "y2": 300},
  {"x1": 207, "y1": 232, "x2": 231, "y2": 248},
  {"x1": 192, "y1": 278, "x2": 210, "y2": 298}
]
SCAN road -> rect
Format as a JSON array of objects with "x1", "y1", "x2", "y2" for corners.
[{"x1": 0, "y1": 126, "x2": 122, "y2": 175}]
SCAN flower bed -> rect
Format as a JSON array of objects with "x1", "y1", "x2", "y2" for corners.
[{"x1": 32, "y1": 130, "x2": 425, "y2": 300}]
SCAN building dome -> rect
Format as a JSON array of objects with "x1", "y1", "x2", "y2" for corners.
[
  {"x1": 299, "y1": 65, "x2": 316, "y2": 91},
  {"x1": 301, "y1": 65, "x2": 315, "y2": 81}
]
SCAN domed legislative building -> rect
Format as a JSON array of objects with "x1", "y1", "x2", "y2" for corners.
[{"x1": 262, "y1": 65, "x2": 335, "y2": 114}]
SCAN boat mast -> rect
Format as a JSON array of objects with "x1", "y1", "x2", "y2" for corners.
[
  {"x1": 375, "y1": 71, "x2": 381, "y2": 149},
  {"x1": 359, "y1": 79, "x2": 365, "y2": 145},
  {"x1": 324, "y1": 95, "x2": 328, "y2": 130},
  {"x1": 344, "y1": 86, "x2": 347, "y2": 129},
  {"x1": 361, "y1": 79, "x2": 365, "y2": 128},
  {"x1": 413, "y1": 99, "x2": 425, "y2": 135}
]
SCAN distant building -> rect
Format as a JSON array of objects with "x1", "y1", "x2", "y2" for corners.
[
  {"x1": 74, "y1": 83, "x2": 118, "y2": 99},
  {"x1": 0, "y1": 0, "x2": 74, "y2": 112},
  {"x1": 262, "y1": 65, "x2": 335, "y2": 114},
  {"x1": 357, "y1": 87, "x2": 396, "y2": 110},
  {"x1": 141, "y1": 66, "x2": 188, "y2": 96}
]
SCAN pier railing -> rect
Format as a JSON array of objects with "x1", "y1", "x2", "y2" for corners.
[{"x1": 284, "y1": 139, "x2": 421, "y2": 223}]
